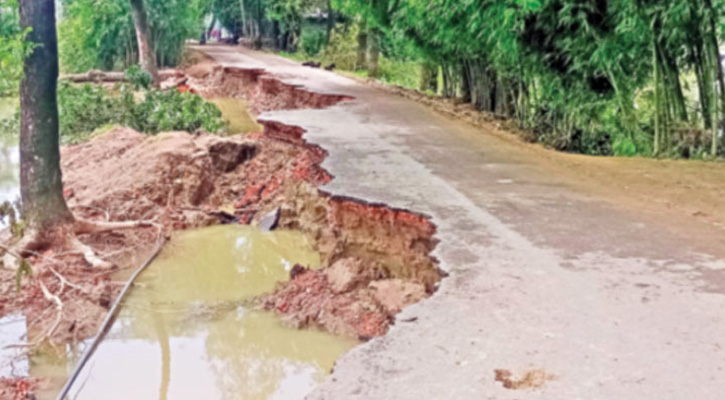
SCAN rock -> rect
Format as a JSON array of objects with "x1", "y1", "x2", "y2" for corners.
[
  {"x1": 324, "y1": 257, "x2": 380, "y2": 294},
  {"x1": 289, "y1": 264, "x2": 307, "y2": 280},
  {"x1": 369, "y1": 279, "x2": 426, "y2": 314},
  {"x1": 259, "y1": 207, "x2": 281, "y2": 231}
]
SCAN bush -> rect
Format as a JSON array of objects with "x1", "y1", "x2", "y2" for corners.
[
  {"x1": 300, "y1": 27, "x2": 327, "y2": 57},
  {"x1": 46, "y1": 82, "x2": 226, "y2": 143},
  {"x1": 0, "y1": 1, "x2": 34, "y2": 96},
  {"x1": 125, "y1": 89, "x2": 227, "y2": 134},
  {"x1": 320, "y1": 25, "x2": 359, "y2": 70},
  {"x1": 124, "y1": 65, "x2": 152, "y2": 90},
  {"x1": 58, "y1": 82, "x2": 125, "y2": 142}
]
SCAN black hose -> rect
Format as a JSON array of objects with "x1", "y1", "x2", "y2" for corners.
[{"x1": 55, "y1": 238, "x2": 168, "y2": 400}]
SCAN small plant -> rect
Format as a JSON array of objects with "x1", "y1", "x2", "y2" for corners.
[
  {"x1": 127, "y1": 88, "x2": 227, "y2": 134},
  {"x1": 52, "y1": 82, "x2": 228, "y2": 142},
  {"x1": 58, "y1": 81, "x2": 124, "y2": 143},
  {"x1": 125, "y1": 65, "x2": 153, "y2": 90}
]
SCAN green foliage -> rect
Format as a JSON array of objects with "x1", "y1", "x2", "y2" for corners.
[
  {"x1": 15, "y1": 259, "x2": 31, "y2": 292},
  {"x1": 322, "y1": 0, "x2": 725, "y2": 158},
  {"x1": 125, "y1": 89, "x2": 227, "y2": 134},
  {"x1": 0, "y1": 0, "x2": 35, "y2": 96},
  {"x1": 125, "y1": 65, "x2": 152, "y2": 90},
  {"x1": 319, "y1": 24, "x2": 359, "y2": 70},
  {"x1": 57, "y1": 82, "x2": 125, "y2": 142},
  {"x1": 377, "y1": 57, "x2": 421, "y2": 90},
  {"x1": 48, "y1": 82, "x2": 227, "y2": 143},
  {"x1": 300, "y1": 26, "x2": 327, "y2": 56},
  {"x1": 58, "y1": 0, "x2": 208, "y2": 73}
]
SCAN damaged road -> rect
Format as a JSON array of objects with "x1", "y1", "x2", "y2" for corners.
[{"x1": 197, "y1": 44, "x2": 725, "y2": 400}]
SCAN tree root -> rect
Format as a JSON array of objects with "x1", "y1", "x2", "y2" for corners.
[
  {"x1": 1, "y1": 217, "x2": 161, "y2": 270},
  {"x1": 74, "y1": 218, "x2": 158, "y2": 235},
  {"x1": 4, "y1": 280, "x2": 64, "y2": 349}
]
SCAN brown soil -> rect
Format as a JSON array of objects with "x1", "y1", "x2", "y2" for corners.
[
  {"x1": 494, "y1": 368, "x2": 556, "y2": 390},
  {"x1": 0, "y1": 51, "x2": 440, "y2": 396}
]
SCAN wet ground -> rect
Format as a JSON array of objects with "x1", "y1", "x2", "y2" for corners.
[
  {"x1": 197, "y1": 45, "x2": 725, "y2": 400},
  {"x1": 4, "y1": 225, "x2": 356, "y2": 400},
  {"x1": 210, "y1": 98, "x2": 262, "y2": 135}
]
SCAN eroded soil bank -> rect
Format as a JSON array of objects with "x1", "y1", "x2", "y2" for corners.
[{"x1": 0, "y1": 49, "x2": 440, "y2": 396}]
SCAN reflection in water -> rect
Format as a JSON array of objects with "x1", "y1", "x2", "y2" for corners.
[
  {"x1": 0, "y1": 97, "x2": 20, "y2": 223},
  {"x1": 0, "y1": 315, "x2": 28, "y2": 378},
  {"x1": 209, "y1": 98, "x2": 263, "y2": 135},
  {"x1": 47, "y1": 225, "x2": 357, "y2": 400}
]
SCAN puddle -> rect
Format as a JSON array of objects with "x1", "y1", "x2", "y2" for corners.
[
  {"x1": 210, "y1": 98, "x2": 263, "y2": 135},
  {"x1": 0, "y1": 97, "x2": 19, "y2": 227},
  {"x1": 0, "y1": 315, "x2": 29, "y2": 377},
  {"x1": 20, "y1": 225, "x2": 357, "y2": 400}
]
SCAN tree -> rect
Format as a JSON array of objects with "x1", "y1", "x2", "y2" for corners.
[
  {"x1": 18, "y1": 0, "x2": 73, "y2": 232},
  {"x1": 7, "y1": 0, "x2": 152, "y2": 269},
  {"x1": 129, "y1": 0, "x2": 159, "y2": 86}
]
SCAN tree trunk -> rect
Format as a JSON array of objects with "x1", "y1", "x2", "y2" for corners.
[
  {"x1": 253, "y1": 0, "x2": 262, "y2": 49},
  {"x1": 368, "y1": 28, "x2": 380, "y2": 78},
  {"x1": 461, "y1": 62, "x2": 471, "y2": 103},
  {"x1": 653, "y1": 35, "x2": 661, "y2": 156},
  {"x1": 239, "y1": 0, "x2": 248, "y2": 37},
  {"x1": 356, "y1": 22, "x2": 367, "y2": 70},
  {"x1": 129, "y1": 0, "x2": 159, "y2": 86},
  {"x1": 704, "y1": 0, "x2": 725, "y2": 154},
  {"x1": 18, "y1": 0, "x2": 73, "y2": 231},
  {"x1": 207, "y1": 14, "x2": 217, "y2": 39},
  {"x1": 420, "y1": 60, "x2": 438, "y2": 92},
  {"x1": 326, "y1": 0, "x2": 335, "y2": 44}
]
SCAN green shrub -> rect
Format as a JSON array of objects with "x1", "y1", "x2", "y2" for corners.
[
  {"x1": 300, "y1": 28, "x2": 327, "y2": 57},
  {"x1": 126, "y1": 89, "x2": 227, "y2": 134},
  {"x1": 320, "y1": 25, "x2": 359, "y2": 70},
  {"x1": 34, "y1": 82, "x2": 227, "y2": 143},
  {"x1": 124, "y1": 66, "x2": 152, "y2": 90}
]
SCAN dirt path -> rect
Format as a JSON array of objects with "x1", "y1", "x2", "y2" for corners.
[{"x1": 197, "y1": 44, "x2": 725, "y2": 400}]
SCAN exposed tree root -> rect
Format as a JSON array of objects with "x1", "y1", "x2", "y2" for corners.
[
  {"x1": 74, "y1": 218, "x2": 158, "y2": 235},
  {"x1": 1, "y1": 218, "x2": 160, "y2": 270},
  {"x1": 4, "y1": 281, "x2": 63, "y2": 349}
]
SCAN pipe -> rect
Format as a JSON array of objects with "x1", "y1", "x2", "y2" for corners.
[{"x1": 55, "y1": 238, "x2": 168, "y2": 400}]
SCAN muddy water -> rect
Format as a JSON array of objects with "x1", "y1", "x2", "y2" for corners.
[
  {"x1": 36, "y1": 225, "x2": 357, "y2": 400},
  {"x1": 211, "y1": 98, "x2": 263, "y2": 135}
]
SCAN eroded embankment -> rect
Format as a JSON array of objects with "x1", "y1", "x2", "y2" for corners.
[
  {"x1": 0, "y1": 57, "x2": 441, "y2": 393},
  {"x1": 189, "y1": 62, "x2": 442, "y2": 338}
]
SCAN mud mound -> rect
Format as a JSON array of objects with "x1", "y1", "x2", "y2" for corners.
[
  {"x1": 62, "y1": 127, "x2": 258, "y2": 228},
  {"x1": 260, "y1": 257, "x2": 427, "y2": 338}
]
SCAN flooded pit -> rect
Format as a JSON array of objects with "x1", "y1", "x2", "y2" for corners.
[
  {"x1": 210, "y1": 98, "x2": 263, "y2": 135},
  {"x1": 5, "y1": 225, "x2": 357, "y2": 400}
]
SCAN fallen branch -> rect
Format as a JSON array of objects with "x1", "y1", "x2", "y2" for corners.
[{"x1": 60, "y1": 69, "x2": 178, "y2": 84}]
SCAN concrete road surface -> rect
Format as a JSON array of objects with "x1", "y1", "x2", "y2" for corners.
[{"x1": 199, "y1": 45, "x2": 725, "y2": 400}]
